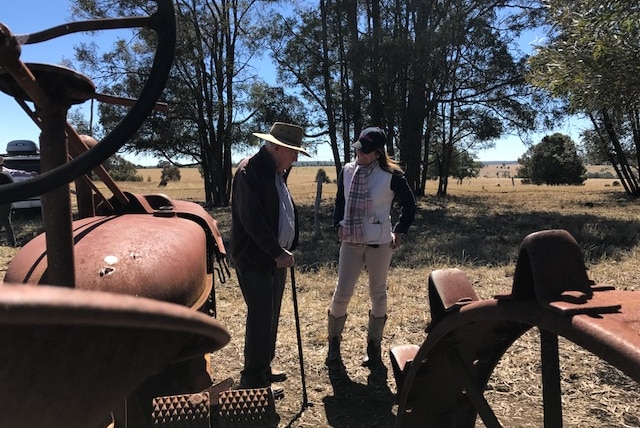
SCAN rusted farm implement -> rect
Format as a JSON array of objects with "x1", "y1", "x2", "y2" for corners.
[
  {"x1": 391, "y1": 229, "x2": 640, "y2": 427},
  {"x1": 0, "y1": 1, "x2": 278, "y2": 427}
]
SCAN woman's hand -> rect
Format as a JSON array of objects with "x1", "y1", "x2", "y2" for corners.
[{"x1": 391, "y1": 233, "x2": 403, "y2": 249}]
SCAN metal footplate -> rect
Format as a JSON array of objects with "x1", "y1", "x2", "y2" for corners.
[
  {"x1": 217, "y1": 388, "x2": 279, "y2": 428},
  {"x1": 152, "y1": 383, "x2": 279, "y2": 428},
  {"x1": 152, "y1": 392, "x2": 210, "y2": 427}
]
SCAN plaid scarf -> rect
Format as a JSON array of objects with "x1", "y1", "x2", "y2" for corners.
[{"x1": 343, "y1": 161, "x2": 378, "y2": 243}]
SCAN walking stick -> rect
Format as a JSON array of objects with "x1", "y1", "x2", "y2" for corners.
[{"x1": 290, "y1": 266, "x2": 310, "y2": 408}]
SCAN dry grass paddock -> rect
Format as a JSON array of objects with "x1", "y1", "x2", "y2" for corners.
[{"x1": 1, "y1": 164, "x2": 640, "y2": 427}]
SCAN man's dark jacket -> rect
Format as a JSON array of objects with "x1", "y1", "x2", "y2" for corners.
[{"x1": 230, "y1": 146, "x2": 300, "y2": 272}]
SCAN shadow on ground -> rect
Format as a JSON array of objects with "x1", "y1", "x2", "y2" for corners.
[{"x1": 323, "y1": 362, "x2": 396, "y2": 427}]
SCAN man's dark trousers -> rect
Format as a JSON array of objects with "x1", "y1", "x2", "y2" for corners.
[{"x1": 236, "y1": 267, "x2": 286, "y2": 386}]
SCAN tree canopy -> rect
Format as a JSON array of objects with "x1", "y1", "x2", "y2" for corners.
[
  {"x1": 518, "y1": 133, "x2": 586, "y2": 185},
  {"x1": 527, "y1": 0, "x2": 640, "y2": 197},
  {"x1": 71, "y1": 0, "x2": 278, "y2": 206},
  {"x1": 69, "y1": 0, "x2": 557, "y2": 203},
  {"x1": 267, "y1": 0, "x2": 545, "y2": 196}
]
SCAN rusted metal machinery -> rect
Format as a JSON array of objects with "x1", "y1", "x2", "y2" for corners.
[
  {"x1": 0, "y1": 1, "x2": 261, "y2": 427},
  {"x1": 391, "y1": 229, "x2": 640, "y2": 427}
]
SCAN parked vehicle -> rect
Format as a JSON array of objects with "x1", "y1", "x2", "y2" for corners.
[{"x1": 1, "y1": 140, "x2": 41, "y2": 209}]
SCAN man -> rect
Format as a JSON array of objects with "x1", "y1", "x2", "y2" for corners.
[{"x1": 230, "y1": 122, "x2": 310, "y2": 397}]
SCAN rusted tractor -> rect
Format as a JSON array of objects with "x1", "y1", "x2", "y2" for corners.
[
  {"x1": 0, "y1": 1, "x2": 255, "y2": 427},
  {"x1": 391, "y1": 229, "x2": 640, "y2": 427}
]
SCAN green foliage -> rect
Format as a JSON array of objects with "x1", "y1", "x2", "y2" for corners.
[
  {"x1": 70, "y1": 0, "x2": 548, "y2": 201},
  {"x1": 265, "y1": 0, "x2": 544, "y2": 196},
  {"x1": 450, "y1": 152, "x2": 482, "y2": 182},
  {"x1": 70, "y1": 0, "x2": 271, "y2": 206},
  {"x1": 315, "y1": 169, "x2": 330, "y2": 184},
  {"x1": 527, "y1": 0, "x2": 640, "y2": 198},
  {"x1": 427, "y1": 147, "x2": 482, "y2": 182},
  {"x1": 528, "y1": 0, "x2": 640, "y2": 113},
  {"x1": 580, "y1": 128, "x2": 612, "y2": 165},
  {"x1": 244, "y1": 84, "x2": 309, "y2": 145},
  {"x1": 518, "y1": 133, "x2": 586, "y2": 185},
  {"x1": 586, "y1": 170, "x2": 615, "y2": 179},
  {"x1": 67, "y1": 108, "x2": 102, "y2": 138},
  {"x1": 92, "y1": 154, "x2": 143, "y2": 182},
  {"x1": 160, "y1": 162, "x2": 181, "y2": 183}
]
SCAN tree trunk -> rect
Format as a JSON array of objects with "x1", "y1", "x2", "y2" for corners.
[
  {"x1": 314, "y1": 179, "x2": 323, "y2": 240},
  {"x1": 601, "y1": 110, "x2": 640, "y2": 198},
  {"x1": 401, "y1": 84, "x2": 426, "y2": 195},
  {"x1": 320, "y1": 0, "x2": 342, "y2": 178}
]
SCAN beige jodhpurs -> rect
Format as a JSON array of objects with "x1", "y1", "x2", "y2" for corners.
[{"x1": 329, "y1": 241, "x2": 393, "y2": 318}]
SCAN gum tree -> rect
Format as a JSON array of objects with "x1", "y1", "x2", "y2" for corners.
[
  {"x1": 71, "y1": 0, "x2": 272, "y2": 206},
  {"x1": 528, "y1": 0, "x2": 640, "y2": 197}
]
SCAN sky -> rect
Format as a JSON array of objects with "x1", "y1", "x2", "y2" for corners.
[
  {"x1": 1, "y1": 1, "x2": 82, "y2": 141},
  {"x1": 0, "y1": 1, "x2": 161, "y2": 165},
  {"x1": 1, "y1": 1, "x2": 587, "y2": 165},
  {"x1": 1, "y1": 1, "x2": 76, "y2": 147}
]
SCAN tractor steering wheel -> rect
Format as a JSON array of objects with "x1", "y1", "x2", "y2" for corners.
[{"x1": 0, "y1": 0, "x2": 176, "y2": 204}]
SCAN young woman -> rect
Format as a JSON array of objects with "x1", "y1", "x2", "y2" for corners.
[{"x1": 328, "y1": 127, "x2": 416, "y2": 367}]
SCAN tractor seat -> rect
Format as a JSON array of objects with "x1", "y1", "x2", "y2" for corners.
[{"x1": 0, "y1": 284, "x2": 230, "y2": 428}]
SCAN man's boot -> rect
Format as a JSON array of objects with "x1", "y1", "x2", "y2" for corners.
[
  {"x1": 361, "y1": 312, "x2": 387, "y2": 367},
  {"x1": 326, "y1": 311, "x2": 347, "y2": 366}
]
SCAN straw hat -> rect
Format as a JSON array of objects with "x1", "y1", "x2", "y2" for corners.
[{"x1": 253, "y1": 122, "x2": 310, "y2": 157}]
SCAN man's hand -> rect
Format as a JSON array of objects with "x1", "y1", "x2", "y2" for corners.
[{"x1": 275, "y1": 249, "x2": 295, "y2": 268}]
